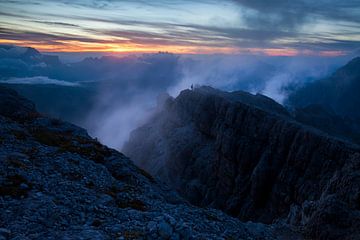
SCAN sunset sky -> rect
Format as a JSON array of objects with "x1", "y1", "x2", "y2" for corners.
[{"x1": 0, "y1": 0, "x2": 359, "y2": 55}]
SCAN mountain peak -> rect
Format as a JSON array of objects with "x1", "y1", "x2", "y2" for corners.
[
  {"x1": 124, "y1": 86, "x2": 360, "y2": 239},
  {"x1": 0, "y1": 87, "x2": 284, "y2": 239},
  {"x1": 180, "y1": 85, "x2": 289, "y2": 117},
  {"x1": 334, "y1": 56, "x2": 360, "y2": 77},
  {"x1": 287, "y1": 56, "x2": 360, "y2": 120}
]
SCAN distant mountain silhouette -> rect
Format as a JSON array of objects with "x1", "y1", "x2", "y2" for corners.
[
  {"x1": 0, "y1": 46, "x2": 181, "y2": 126},
  {"x1": 287, "y1": 57, "x2": 360, "y2": 120},
  {"x1": 286, "y1": 57, "x2": 360, "y2": 144},
  {"x1": 0, "y1": 45, "x2": 61, "y2": 79},
  {"x1": 0, "y1": 45, "x2": 181, "y2": 86}
]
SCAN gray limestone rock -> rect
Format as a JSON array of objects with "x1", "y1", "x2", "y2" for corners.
[
  {"x1": 124, "y1": 86, "x2": 360, "y2": 240},
  {"x1": 0, "y1": 86, "x2": 287, "y2": 239}
]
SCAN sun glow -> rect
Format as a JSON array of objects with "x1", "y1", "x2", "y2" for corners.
[
  {"x1": 0, "y1": 39, "x2": 347, "y2": 57},
  {"x1": 0, "y1": 39, "x2": 236, "y2": 54}
]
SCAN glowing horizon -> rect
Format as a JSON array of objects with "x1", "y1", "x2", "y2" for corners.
[
  {"x1": 0, "y1": 0, "x2": 359, "y2": 56},
  {"x1": 0, "y1": 39, "x2": 349, "y2": 57}
]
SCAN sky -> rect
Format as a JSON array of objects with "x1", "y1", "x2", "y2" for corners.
[{"x1": 0, "y1": 0, "x2": 359, "y2": 55}]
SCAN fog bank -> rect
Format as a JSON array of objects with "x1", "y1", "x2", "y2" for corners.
[{"x1": 84, "y1": 54, "x2": 350, "y2": 149}]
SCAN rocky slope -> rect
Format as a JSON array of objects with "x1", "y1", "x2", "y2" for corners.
[
  {"x1": 287, "y1": 57, "x2": 360, "y2": 120},
  {"x1": 124, "y1": 86, "x2": 360, "y2": 240},
  {"x1": 0, "y1": 86, "x2": 288, "y2": 239},
  {"x1": 291, "y1": 104, "x2": 360, "y2": 144},
  {"x1": 286, "y1": 57, "x2": 360, "y2": 144}
]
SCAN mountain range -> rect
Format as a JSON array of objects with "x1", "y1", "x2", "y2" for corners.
[
  {"x1": 0, "y1": 44, "x2": 359, "y2": 239},
  {"x1": 287, "y1": 57, "x2": 360, "y2": 144}
]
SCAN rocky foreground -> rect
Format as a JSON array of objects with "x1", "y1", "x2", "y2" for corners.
[
  {"x1": 124, "y1": 86, "x2": 360, "y2": 240},
  {"x1": 0, "y1": 86, "x2": 301, "y2": 239}
]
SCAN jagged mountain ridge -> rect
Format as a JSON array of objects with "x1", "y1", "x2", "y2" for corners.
[
  {"x1": 292, "y1": 104, "x2": 360, "y2": 144},
  {"x1": 0, "y1": 45, "x2": 61, "y2": 79},
  {"x1": 285, "y1": 57, "x2": 360, "y2": 144},
  {"x1": 0, "y1": 86, "x2": 288, "y2": 239},
  {"x1": 0, "y1": 45, "x2": 180, "y2": 84},
  {"x1": 124, "y1": 86, "x2": 360, "y2": 240},
  {"x1": 287, "y1": 56, "x2": 360, "y2": 120}
]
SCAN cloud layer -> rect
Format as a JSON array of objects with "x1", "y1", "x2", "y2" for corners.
[
  {"x1": 0, "y1": 0, "x2": 359, "y2": 54},
  {"x1": 0, "y1": 76, "x2": 79, "y2": 86},
  {"x1": 0, "y1": 45, "x2": 352, "y2": 149}
]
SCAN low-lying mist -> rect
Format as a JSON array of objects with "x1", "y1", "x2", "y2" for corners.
[
  {"x1": 1, "y1": 45, "x2": 351, "y2": 149},
  {"x1": 82, "y1": 54, "x2": 350, "y2": 149}
]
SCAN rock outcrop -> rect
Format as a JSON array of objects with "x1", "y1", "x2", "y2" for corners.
[
  {"x1": 124, "y1": 86, "x2": 360, "y2": 240},
  {"x1": 292, "y1": 104, "x2": 360, "y2": 144},
  {"x1": 286, "y1": 57, "x2": 360, "y2": 144},
  {"x1": 287, "y1": 57, "x2": 360, "y2": 120},
  {"x1": 0, "y1": 86, "x2": 286, "y2": 239}
]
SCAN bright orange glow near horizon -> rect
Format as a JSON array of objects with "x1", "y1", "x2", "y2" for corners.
[
  {"x1": 0, "y1": 39, "x2": 237, "y2": 54},
  {"x1": 0, "y1": 39, "x2": 347, "y2": 57},
  {"x1": 0, "y1": 1, "x2": 358, "y2": 58}
]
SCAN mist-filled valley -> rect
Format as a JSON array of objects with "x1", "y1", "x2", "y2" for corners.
[
  {"x1": 0, "y1": 45, "x2": 356, "y2": 149},
  {"x1": 1, "y1": 0, "x2": 360, "y2": 238}
]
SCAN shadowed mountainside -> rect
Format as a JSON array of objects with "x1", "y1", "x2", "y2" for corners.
[
  {"x1": 287, "y1": 57, "x2": 360, "y2": 120},
  {"x1": 124, "y1": 86, "x2": 360, "y2": 240},
  {"x1": 0, "y1": 86, "x2": 293, "y2": 239},
  {"x1": 285, "y1": 57, "x2": 360, "y2": 145}
]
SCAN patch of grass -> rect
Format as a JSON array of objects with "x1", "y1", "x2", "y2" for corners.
[
  {"x1": 12, "y1": 130, "x2": 27, "y2": 140},
  {"x1": 138, "y1": 168, "x2": 156, "y2": 183},
  {"x1": 104, "y1": 185, "x2": 120, "y2": 198},
  {"x1": 31, "y1": 128, "x2": 112, "y2": 163},
  {"x1": 6, "y1": 157, "x2": 28, "y2": 169},
  {"x1": 122, "y1": 230, "x2": 145, "y2": 239},
  {"x1": 31, "y1": 128, "x2": 67, "y2": 147},
  {"x1": 15, "y1": 111, "x2": 41, "y2": 124},
  {"x1": 86, "y1": 181, "x2": 95, "y2": 189},
  {"x1": 91, "y1": 219, "x2": 102, "y2": 227},
  {"x1": 117, "y1": 199, "x2": 147, "y2": 211},
  {"x1": 205, "y1": 212, "x2": 220, "y2": 221},
  {"x1": 120, "y1": 184, "x2": 137, "y2": 193},
  {"x1": 224, "y1": 237, "x2": 236, "y2": 240},
  {"x1": 23, "y1": 147, "x2": 39, "y2": 161},
  {"x1": 114, "y1": 173, "x2": 133, "y2": 182},
  {"x1": 0, "y1": 174, "x2": 32, "y2": 198},
  {"x1": 58, "y1": 143, "x2": 108, "y2": 164},
  {"x1": 68, "y1": 158, "x2": 80, "y2": 165},
  {"x1": 50, "y1": 118, "x2": 62, "y2": 126},
  {"x1": 65, "y1": 171, "x2": 83, "y2": 181},
  {"x1": 28, "y1": 111, "x2": 42, "y2": 120}
]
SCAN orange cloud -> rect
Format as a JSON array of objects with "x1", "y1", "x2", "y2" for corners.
[
  {"x1": 0, "y1": 39, "x2": 237, "y2": 54},
  {"x1": 246, "y1": 48, "x2": 299, "y2": 56},
  {"x1": 0, "y1": 39, "x2": 347, "y2": 57},
  {"x1": 319, "y1": 50, "x2": 346, "y2": 57}
]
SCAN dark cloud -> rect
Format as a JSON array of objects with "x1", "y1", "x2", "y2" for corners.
[
  {"x1": 232, "y1": 0, "x2": 360, "y2": 30},
  {"x1": 0, "y1": 11, "x2": 27, "y2": 18},
  {"x1": 233, "y1": 0, "x2": 308, "y2": 30},
  {"x1": 78, "y1": 18, "x2": 296, "y2": 48},
  {"x1": 0, "y1": 27, "x2": 123, "y2": 45},
  {"x1": 0, "y1": 0, "x2": 358, "y2": 53},
  {"x1": 288, "y1": 39, "x2": 360, "y2": 52},
  {"x1": 31, "y1": 20, "x2": 80, "y2": 27}
]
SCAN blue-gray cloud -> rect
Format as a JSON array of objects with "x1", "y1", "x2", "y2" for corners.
[
  {"x1": 0, "y1": 76, "x2": 79, "y2": 86},
  {"x1": 232, "y1": 0, "x2": 360, "y2": 29},
  {"x1": 0, "y1": 0, "x2": 359, "y2": 53}
]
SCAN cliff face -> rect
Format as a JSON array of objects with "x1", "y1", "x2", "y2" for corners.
[
  {"x1": 287, "y1": 57, "x2": 360, "y2": 120},
  {"x1": 286, "y1": 57, "x2": 360, "y2": 144},
  {"x1": 0, "y1": 86, "x2": 283, "y2": 239},
  {"x1": 124, "y1": 86, "x2": 360, "y2": 239}
]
